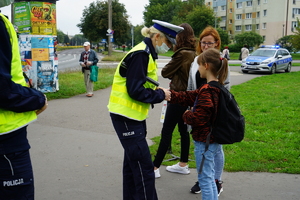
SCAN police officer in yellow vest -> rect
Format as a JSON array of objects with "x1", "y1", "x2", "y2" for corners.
[
  {"x1": 107, "y1": 20, "x2": 183, "y2": 200},
  {"x1": 0, "y1": 4, "x2": 47, "y2": 199}
]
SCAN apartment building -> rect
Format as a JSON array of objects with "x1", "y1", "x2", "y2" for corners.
[{"x1": 205, "y1": 0, "x2": 300, "y2": 45}]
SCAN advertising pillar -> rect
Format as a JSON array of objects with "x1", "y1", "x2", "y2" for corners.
[{"x1": 14, "y1": 0, "x2": 59, "y2": 93}]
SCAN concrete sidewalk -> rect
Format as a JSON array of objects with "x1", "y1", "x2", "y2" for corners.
[{"x1": 28, "y1": 72, "x2": 300, "y2": 200}]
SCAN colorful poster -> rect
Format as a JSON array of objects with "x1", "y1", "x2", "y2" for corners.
[
  {"x1": 32, "y1": 48, "x2": 49, "y2": 61},
  {"x1": 14, "y1": 2, "x2": 31, "y2": 34},
  {"x1": 31, "y1": 36, "x2": 51, "y2": 61},
  {"x1": 30, "y1": 2, "x2": 57, "y2": 35},
  {"x1": 36, "y1": 60, "x2": 58, "y2": 93}
]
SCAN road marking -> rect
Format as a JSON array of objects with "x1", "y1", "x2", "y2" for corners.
[{"x1": 58, "y1": 54, "x2": 77, "y2": 63}]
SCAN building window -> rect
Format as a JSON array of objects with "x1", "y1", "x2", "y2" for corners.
[
  {"x1": 229, "y1": 8, "x2": 233, "y2": 13},
  {"x1": 257, "y1": 11, "x2": 260, "y2": 18},
  {"x1": 262, "y1": 35, "x2": 266, "y2": 42},
  {"x1": 221, "y1": 6, "x2": 226, "y2": 11},
  {"x1": 263, "y1": 23, "x2": 267, "y2": 29},
  {"x1": 264, "y1": 0, "x2": 267, "y2": 3},
  {"x1": 247, "y1": 1, "x2": 252, "y2": 7},
  {"x1": 214, "y1": 7, "x2": 217, "y2": 12},
  {"x1": 293, "y1": 8, "x2": 300, "y2": 14},
  {"x1": 236, "y1": 26, "x2": 242, "y2": 31},
  {"x1": 237, "y1": 2, "x2": 242, "y2": 8},
  {"x1": 292, "y1": 21, "x2": 298, "y2": 31},
  {"x1": 258, "y1": 0, "x2": 260, "y2": 5},
  {"x1": 246, "y1": 13, "x2": 252, "y2": 19},
  {"x1": 292, "y1": 21, "x2": 298, "y2": 28},
  {"x1": 245, "y1": 25, "x2": 252, "y2": 31},
  {"x1": 256, "y1": 24, "x2": 260, "y2": 30},
  {"x1": 229, "y1": 19, "x2": 233, "y2": 24},
  {"x1": 263, "y1": 10, "x2": 267, "y2": 16},
  {"x1": 236, "y1": 14, "x2": 242, "y2": 20},
  {"x1": 293, "y1": 0, "x2": 296, "y2": 4},
  {"x1": 222, "y1": 16, "x2": 226, "y2": 22}
]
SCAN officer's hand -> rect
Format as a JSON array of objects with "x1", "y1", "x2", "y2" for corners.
[
  {"x1": 36, "y1": 95, "x2": 48, "y2": 115},
  {"x1": 159, "y1": 87, "x2": 171, "y2": 101}
]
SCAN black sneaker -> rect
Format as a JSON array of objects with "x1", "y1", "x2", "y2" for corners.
[
  {"x1": 190, "y1": 181, "x2": 201, "y2": 194},
  {"x1": 215, "y1": 179, "x2": 223, "y2": 196}
]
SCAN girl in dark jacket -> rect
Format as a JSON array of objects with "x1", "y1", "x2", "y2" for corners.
[{"x1": 153, "y1": 23, "x2": 196, "y2": 178}]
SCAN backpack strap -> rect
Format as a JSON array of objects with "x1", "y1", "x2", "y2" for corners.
[{"x1": 198, "y1": 82, "x2": 220, "y2": 174}]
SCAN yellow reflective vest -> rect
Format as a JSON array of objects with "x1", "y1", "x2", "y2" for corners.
[
  {"x1": 0, "y1": 14, "x2": 37, "y2": 135},
  {"x1": 107, "y1": 42, "x2": 158, "y2": 121}
]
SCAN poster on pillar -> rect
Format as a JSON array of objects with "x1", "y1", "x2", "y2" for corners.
[
  {"x1": 14, "y1": 2, "x2": 31, "y2": 34},
  {"x1": 30, "y1": 1, "x2": 57, "y2": 35},
  {"x1": 13, "y1": 1, "x2": 57, "y2": 35}
]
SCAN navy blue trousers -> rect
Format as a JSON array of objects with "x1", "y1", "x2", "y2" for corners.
[
  {"x1": 110, "y1": 113, "x2": 158, "y2": 200},
  {"x1": 0, "y1": 150, "x2": 34, "y2": 200}
]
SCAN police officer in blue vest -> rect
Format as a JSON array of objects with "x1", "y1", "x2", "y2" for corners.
[
  {"x1": 0, "y1": 1, "x2": 47, "y2": 199},
  {"x1": 108, "y1": 20, "x2": 183, "y2": 200}
]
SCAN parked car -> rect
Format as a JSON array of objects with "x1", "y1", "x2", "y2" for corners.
[{"x1": 241, "y1": 46, "x2": 292, "y2": 74}]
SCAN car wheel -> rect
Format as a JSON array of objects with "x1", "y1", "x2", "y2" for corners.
[
  {"x1": 242, "y1": 70, "x2": 248, "y2": 73},
  {"x1": 270, "y1": 64, "x2": 276, "y2": 74},
  {"x1": 285, "y1": 63, "x2": 291, "y2": 72}
]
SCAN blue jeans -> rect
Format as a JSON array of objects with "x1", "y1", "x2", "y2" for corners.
[
  {"x1": 194, "y1": 141, "x2": 220, "y2": 200},
  {"x1": 214, "y1": 145, "x2": 224, "y2": 181}
]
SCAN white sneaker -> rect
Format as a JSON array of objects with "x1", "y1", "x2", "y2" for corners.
[
  {"x1": 166, "y1": 162, "x2": 190, "y2": 174},
  {"x1": 154, "y1": 168, "x2": 161, "y2": 178}
]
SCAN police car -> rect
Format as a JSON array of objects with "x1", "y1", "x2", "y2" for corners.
[{"x1": 241, "y1": 45, "x2": 292, "y2": 74}]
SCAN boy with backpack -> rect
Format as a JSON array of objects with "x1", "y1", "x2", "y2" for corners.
[{"x1": 168, "y1": 48, "x2": 244, "y2": 200}]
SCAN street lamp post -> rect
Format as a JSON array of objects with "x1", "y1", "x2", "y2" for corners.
[{"x1": 108, "y1": 0, "x2": 112, "y2": 56}]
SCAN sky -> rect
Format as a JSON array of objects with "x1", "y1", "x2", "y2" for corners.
[{"x1": 0, "y1": 0, "x2": 149, "y2": 35}]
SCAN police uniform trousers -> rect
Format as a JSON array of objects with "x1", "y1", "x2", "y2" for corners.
[
  {"x1": 110, "y1": 113, "x2": 158, "y2": 200},
  {"x1": 0, "y1": 150, "x2": 34, "y2": 200}
]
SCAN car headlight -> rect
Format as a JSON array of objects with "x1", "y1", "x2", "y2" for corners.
[{"x1": 261, "y1": 60, "x2": 271, "y2": 64}]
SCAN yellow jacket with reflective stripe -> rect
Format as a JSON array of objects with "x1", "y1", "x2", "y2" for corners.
[
  {"x1": 107, "y1": 42, "x2": 158, "y2": 121},
  {"x1": 0, "y1": 14, "x2": 37, "y2": 135}
]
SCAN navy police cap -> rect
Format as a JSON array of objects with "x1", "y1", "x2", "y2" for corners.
[{"x1": 152, "y1": 20, "x2": 184, "y2": 44}]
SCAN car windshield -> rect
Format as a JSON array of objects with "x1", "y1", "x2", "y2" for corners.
[{"x1": 251, "y1": 49, "x2": 276, "y2": 57}]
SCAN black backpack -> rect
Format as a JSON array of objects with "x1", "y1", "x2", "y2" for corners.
[
  {"x1": 208, "y1": 81, "x2": 245, "y2": 144},
  {"x1": 199, "y1": 81, "x2": 245, "y2": 173}
]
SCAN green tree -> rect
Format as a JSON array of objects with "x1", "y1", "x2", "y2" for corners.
[
  {"x1": 77, "y1": 0, "x2": 130, "y2": 46},
  {"x1": 144, "y1": 0, "x2": 182, "y2": 26},
  {"x1": 70, "y1": 34, "x2": 87, "y2": 46},
  {"x1": 172, "y1": 0, "x2": 205, "y2": 24},
  {"x1": 276, "y1": 35, "x2": 293, "y2": 52},
  {"x1": 56, "y1": 29, "x2": 65, "y2": 44},
  {"x1": 234, "y1": 32, "x2": 263, "y2": 49},
  {"x1": 64, "y1": 34, "x2": 70, "y2": 45},
  {"x1": 185, "y1": 6, "x2": 216, "y2": 36},
  {"x1": 217, "y1": 28, "x2": 229, "y2": 49},
  {"x1": 133, "y1": 25, "x2": 144, "y2": 46}
]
